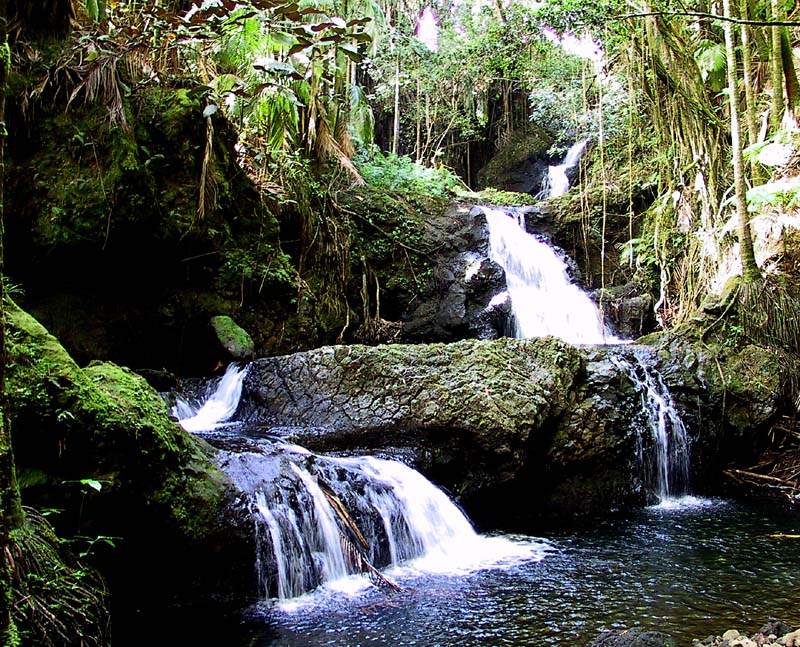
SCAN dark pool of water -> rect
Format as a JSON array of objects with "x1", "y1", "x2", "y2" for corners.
[{"x1": 236, "y1": 497, "x2": 800, "y2": 647}]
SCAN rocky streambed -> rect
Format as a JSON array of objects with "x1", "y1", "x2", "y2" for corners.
[{"x1": 588, "y1": 622, "x2": 800, "y2": 647}]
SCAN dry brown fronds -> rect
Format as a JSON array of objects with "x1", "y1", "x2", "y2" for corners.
[
  {"x1": 739, "y1": 275, "x2": 800, "y2": 355},
  {"x1": 67, "y1": 48, "x2": 130, "y2": 131},
  {"x1": 198, "y1": 114, "x2": 218, "y2": 221},
  {"x1": 314, "y1": 115, "x2": 365, "y2": 187}
]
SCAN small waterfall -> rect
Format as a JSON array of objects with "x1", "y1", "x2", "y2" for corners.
[
  {"x1": 174, "y1": 369, "x2": 544, "y2": 602},
  {"x1": 483, "y1": 206, "x2": 617, "y2": 344},
  {"x1": 172, "y1": 363, "x2": 247, "y2": 432},
  {"x1": 613, "y1": 348, "x2": 691, "y2": 503},
  {"x1": 218, "y1": 441, "x2": 544, "y2": 602},
  {"x1": 539, "y1": 139, "x2": 588, "y2": 199}
]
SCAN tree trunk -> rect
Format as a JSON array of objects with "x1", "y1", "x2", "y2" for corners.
[
  {"x1": 770, "y1": 0, "x2": 785, "y2": 132},
  {"x1": 780, "y1": 29, "x2": 799, "y2": 125},
  {"x1": 724, "y1": 0, "x2": 760, "y2": 281},
  {"x1": 740, "y1": 0, "x2": 759, "y2": 147},
  {"x1": 392, "y1": 47, "x2": 400, "y2": 155},
  {"x1": 0, "y1": 3, "x2": 24, "y2": 642}
]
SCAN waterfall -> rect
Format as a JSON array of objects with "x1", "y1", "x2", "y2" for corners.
[
  {"x1": 612, "y1": 348, "x2": 691, "y2": 503},
  {"x1": 539, "y1": 139, "x2": 588, "y2": 199},
  {"x1": 239, "y1": 447, "x2": 544, "y2": 601},
  {"x1": 483, "y1": 206, "x2": 617, "y2": 344},
  {"x1": 172, "y1": 363, "x2": 247, "y2": 432},
  {"x1": 173, "y1": 369, "x2": 545, "y2": 602}
]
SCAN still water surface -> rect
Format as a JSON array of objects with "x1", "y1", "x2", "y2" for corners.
[{"x1": 240, "y1": 497, "x2": 800, "y2": 646}]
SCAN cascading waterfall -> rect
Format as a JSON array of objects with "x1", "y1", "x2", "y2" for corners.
[
  {"x1": 234, "y1": 445, "x2": 544, "y2": 601},
  {"x1": 173, "y1": 366, "x2": 546, "y2": 602},
  {"x1": 481, "y1": 204, "x2": 692, "y2": 500},
  {"x1": 483, "y1": 205, "x2": 617, "y2": 344},
  {"x1": 539, "y1": 139, "x2": 588, "y2": 199},
  {"x1": 172, "y1": 363, "x2": 247, "y2": 432},
  {"x1": 612, "y1": 348, "x2": 691, "y2": 503}
]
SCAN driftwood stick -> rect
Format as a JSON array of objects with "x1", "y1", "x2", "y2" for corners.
[{"x1": 724, "y1": 468, "x2": 797, "y2": 486}]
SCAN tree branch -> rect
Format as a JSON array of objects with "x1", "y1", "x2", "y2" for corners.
[{"x1": 613, "y1": 10, "x2": 800, "y2": 28}]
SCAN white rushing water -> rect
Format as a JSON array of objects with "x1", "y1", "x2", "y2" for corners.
[
  {"x1": 172, "y1": 363, "x2": 247, "y2": 432},
  {"x1": 612, "y1": 348, "x2": 691, "y2": 504},
  {"x1": 251, "y1": 451, "x2": 547, "y2": 604},
  {"x1": 176, "y1": 367, "x2": 547, "y2": 603},
  {"x1": 483, "y1": 206, "x2": 617, "y2": 344},
  {"x1": 540, "y1": 139, "x2": 588, "y2": 199}
]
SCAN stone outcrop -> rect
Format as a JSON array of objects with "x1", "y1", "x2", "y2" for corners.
[
  {"x1": 6, "y1": 302, "x2": 255, "y2": 622},
  {"x1": 401, "y1": 204, "x2": 510, "y2": 342},
  {"x1": 234, "y1": 325, "x2": 786, "y2": 526},
  {"x1": 239, "y1": 337, "x2": 584, "y2": 509}
]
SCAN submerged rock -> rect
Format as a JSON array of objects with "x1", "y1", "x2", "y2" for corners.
[{"x1": 588, "y1": 628, "x2": 677, "y2": 647}]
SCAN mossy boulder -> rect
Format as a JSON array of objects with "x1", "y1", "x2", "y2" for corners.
[
  {"x1": 5, "y1": 301, "x2": 254, "y2": 627},
  {"x1": 210, "y1": 315, "x2": 255, "y2": 361},
  {"x1": 475, "y1": 126, "x2": 553, "y2": 194}
]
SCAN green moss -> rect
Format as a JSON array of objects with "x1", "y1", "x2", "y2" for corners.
[
  {"x1": 5, "y1": 300, "x2": 234, "y2": 544},
  {"x1": 468, "y1": 188, "x2": 538, "y2": 206},
  {"x1": 210, "y1": 315, "x2": 255, "y2": 359}
]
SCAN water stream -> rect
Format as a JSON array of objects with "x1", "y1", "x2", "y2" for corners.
[
  {"x1": 171, "y1": 361, "x2": 799, "y2": 647},
  {"x1": 483, "y1": 206, "x2": 617, "y2": 344},
  {"x1": 613, "y1": 348, "x2": 691, "y2": 503},
  {"x1": 168, "y1": 193, "x2": 797, "y2": 644},
  {"x1": 539, "y1": 139, "x2": 588, "y2": 199}
]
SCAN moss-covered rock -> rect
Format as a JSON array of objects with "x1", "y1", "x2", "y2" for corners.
[
  {"x1": 5, "y1": 301, "x2": 254, "y2": 625},
  {"x1": 475, "y1": 126, "x2": 554, "y2": 193},
  {"x1": 210, "y1": 315, "x2": 255, "y2": 361},
  {"x1": 240, "y1": 336, "x2": 581, "y2": 492}
]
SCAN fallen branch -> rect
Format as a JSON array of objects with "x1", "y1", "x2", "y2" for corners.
[{"x1": 724, "y1": 468, "x2": 797, "y2": 487}]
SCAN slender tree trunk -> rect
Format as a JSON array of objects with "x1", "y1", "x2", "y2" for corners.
[
  {"x1": 392, "y1": 46, "x2": 400, "y2": 155},
  {"x1": 724, "y1": 0, "x2": 760, "y2": 280},
  {"x1": 770, "y1": 0, "x2": 785, "y2": 132},
  {"x1": 740, "y1": 0, "x2": 759, "y2": 147},
  {"x1": 0, "y1": 2, "x2": 24, "y2": 642},
  {"x1": 415, "y1": 76, "x2": 421, "y2": 162},
  {"x1": 780, "y1": 29, "x2": 799, "y2": 125}
]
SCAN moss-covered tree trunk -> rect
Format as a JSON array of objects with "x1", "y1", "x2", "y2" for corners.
[
  {"x1": 724, "y1": 0, "x2": 759, "y2": 281},
  {"x1": 0, "y1": 1, "x2": 24, "y2": 643},
  {"x1": 770, "y1": 0, "x2": 785, "y2": 131}
]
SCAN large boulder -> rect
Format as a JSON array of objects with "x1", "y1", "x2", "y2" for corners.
[
  {"x1": 237, "y1": 338, "x2": 674, "y2": 527},
  {"x1": 236, "y1": 324, "x2": 787, "y2": 526},
  {"x1": 239, "y1": 336, "x2": 583, "y2": 518},
  {"x1": 5, "y1": 301, "x2": 254, "y2": 635}
]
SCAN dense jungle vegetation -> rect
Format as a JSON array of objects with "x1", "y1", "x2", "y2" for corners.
[{"x1": 2, "y1": 0, "x2": 800, "y2": 643}]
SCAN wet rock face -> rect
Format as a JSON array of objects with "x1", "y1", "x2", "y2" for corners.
[
  {"x1": 236, "y1": 339, "x2": 666, "y2": 526},
  {"x1": 402, "y1": 205, "x2": 511, "y2": 342}
]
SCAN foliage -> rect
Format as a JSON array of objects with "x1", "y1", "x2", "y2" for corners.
[
  {"x1": 356, "y1": 148, "x2": 462, "y2": 198},
  {"x1": 10, "y1": 508, "x2": 109, "y2": 647}
]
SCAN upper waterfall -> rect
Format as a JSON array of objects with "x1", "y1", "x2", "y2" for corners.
[
  {"x1": 171, "y1": 363, "x2": 247, "y2": 432},
  {"x1": 540, "y1": 139, "x2": 588, "y2": 199},
  {"x1": 483, "y1": 206, "x2": 618, "y2": 344}
]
